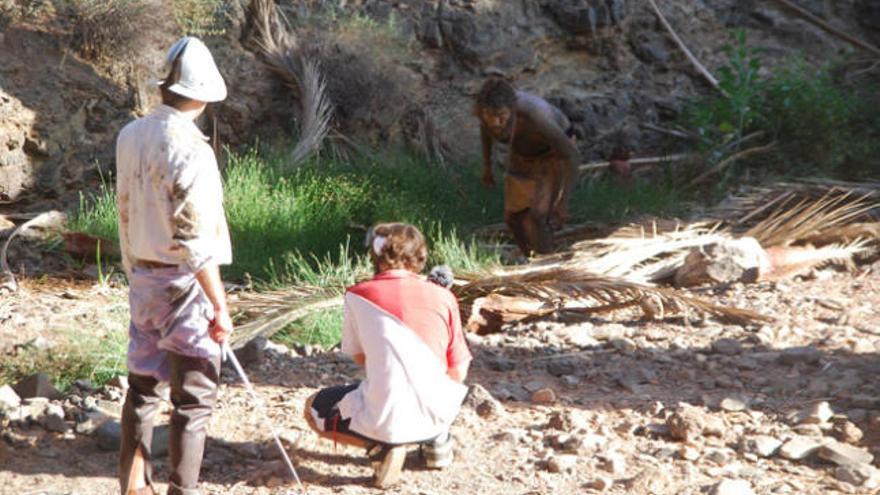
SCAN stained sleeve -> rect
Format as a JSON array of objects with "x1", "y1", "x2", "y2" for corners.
[
  {"x1": 115, "y1": 134, "x2": 133, "y2": 277},
  {"x1": 341, "y1": 294, "x2": 363, "y2": 357},
  {"x1": 167, "y1": 143, "x2": 223, "y2": 273},
  {"x1": 445, "y1": 294, "x2": 472, "y2": 369}
]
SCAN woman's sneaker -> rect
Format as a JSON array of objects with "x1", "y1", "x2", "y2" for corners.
[
  {"x1": 367, "y1": 443, "x2": 407, "y2": 489},
  {"x1": 420, "y1": 432, "x2": 454, "y2": 469}
]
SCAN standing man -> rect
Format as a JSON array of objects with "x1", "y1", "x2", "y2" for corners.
[
  {"x1": 116, "y1": 37, "x2": 232, "y2": 495},
  {"x1": 474, "y1": 78, "x2": 580, "y2": 255}
]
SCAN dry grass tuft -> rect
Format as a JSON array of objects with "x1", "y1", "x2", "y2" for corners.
[{"x1": 64, "y1": 0, "x2": 161, "y2": 61}]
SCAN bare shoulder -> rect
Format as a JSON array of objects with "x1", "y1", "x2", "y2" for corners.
[
  {"x1": 515, "y1": 91, "x2": 563, "y2": 127},
  {"x1": 514, "y1": 91, "x2": 548, "y2": 115}
]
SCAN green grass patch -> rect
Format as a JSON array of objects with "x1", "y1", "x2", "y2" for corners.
[
  {"x1": 0, "y1": 301, "x2": 129, "y2": 390},
  {"x1": 223, "y1": 148, "x2": 502, "y2": 286},
  {"x1": 69, "y1": 168, "x2": 118, "y2": 241},
  {"x1": 272, "y1": 307, "x2": 344, "y2": 349}
]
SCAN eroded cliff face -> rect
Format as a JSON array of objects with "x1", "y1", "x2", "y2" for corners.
[{"x1": 0, "y1": 0, "x2": 876, "y2": 202}]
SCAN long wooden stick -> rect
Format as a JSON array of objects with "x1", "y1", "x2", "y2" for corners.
[
  {"x1": 646, "y1": 0, "x2": 726, "y2": 95},
  {"x1": 640, "y1": 123, "x2": 703, "y2": 142},
  {"x1": 579, "y1": 153, "x2": 692, "y2": 172},
  {"x1": 769, "y1": 0, "x2": 880, "y2": 57}
]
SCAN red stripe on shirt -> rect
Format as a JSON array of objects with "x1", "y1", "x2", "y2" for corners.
[{"x1": 346, "y1": 270, "x2": 471, "y2": 369}]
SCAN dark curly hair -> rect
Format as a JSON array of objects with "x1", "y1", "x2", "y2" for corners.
[{"x1": 475, "y1": 77, "x2": 517, "y2": 110}]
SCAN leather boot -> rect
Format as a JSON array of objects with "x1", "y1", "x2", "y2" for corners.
[
  {"x1": 119, "y1": 373, "x2": 162, "y2": 494},
  {"x1": 167, "y1": 353, "x2": 220, "y2": 495}
]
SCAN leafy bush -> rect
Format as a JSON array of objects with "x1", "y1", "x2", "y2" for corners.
[
  {"x1": 683, "y1": 30, "x2": 766, "y2": 151},
  {"x1": 763, "y1": 61, "x2": 880, "y2": 177},
  {"x1": 682, "y1": 30, "x2": 880, "y2": 184}
]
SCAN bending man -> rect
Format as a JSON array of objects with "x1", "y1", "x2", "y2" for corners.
[
  {"x1": 475, "y1": 78, "x2": 580, "y2": 255},
  {"x1": 116, "y1": 37, "x2": 233, "y2": 495}
]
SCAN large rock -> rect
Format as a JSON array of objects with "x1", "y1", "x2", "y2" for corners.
[
  {"x1": 836, "y1": 464, "x2": 880, "y2": 489},
  {"x1": 233, "y1": 336, "x2": 267, "y2": 368},
  {"x1": 779, "y1": 436, "x2": 826, "y2": 460},
  {"x1": 464, "y1": 384, "x2": 504, "y2": 419},
  {"x1": 675, "y1": 238, "x2": 769, "y2": 287},
  {"x1": 666, "y1": 404, "x2": 705, "y2": 442},
  {"x1": 778, "y1": 346, "x2": 821, "y2": 366},
  {"x1": 818, "y1": 441, "x2": 874, "y2": 467},
  {"x1": 40, "y1": 403, "x2": 69, "y2": 433},
  {"x1": 796, "y1": 401, "x2": 833, "y2": 425},
  {"x1": 96, "y1": 420, "x2": 170, "y2": 458},
  {"x1": 13, "y1": 373, "x2": 62, "y2": 400},
  {"x1": 742, "y1": 435, "x2": 782, "y2": 458}
]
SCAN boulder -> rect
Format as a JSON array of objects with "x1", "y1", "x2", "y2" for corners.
[
  {"x1": 96, "y1": 420, "x2": 170, "y2": 458},
  {"x1": 666, "y1": 405, "x2": 705, "y2": 442},
  {"x1": 13, "y1": 373, "x2": 62, "y2": 400},
  {"x1": 796, "y1": 401, "x2": 833, "y2": 425},
  {"x1": 779, "y1": 436, "x2": 825, "y2": 460},
  {"x1": 836, "y1": 463, "x2": 880, "y2": 489},
  {"x1": 818, "y1": 441, "x2": 874, "y2": 467},
  {"x1": 742, "y1": 435, "x2": 782, "y2": 458},
  {"x1": 675, "y1": 238, "x2": 769, "y2": 287}
]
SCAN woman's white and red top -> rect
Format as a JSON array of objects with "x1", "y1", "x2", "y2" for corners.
[{"x1": 338, "y1": 269, "x2": 472, "y2": 444}]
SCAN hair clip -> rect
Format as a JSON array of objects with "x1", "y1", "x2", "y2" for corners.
[{"x1": 372, "y1": 235, "x2": 387, "y2": 256}]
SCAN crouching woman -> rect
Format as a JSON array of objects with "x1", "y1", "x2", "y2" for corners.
[{"x1": 304, "y1": 222, "x2": 472, "y2": 488}]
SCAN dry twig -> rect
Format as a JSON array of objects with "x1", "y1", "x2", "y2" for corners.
[{"x1": 646, "y1": 0, "x2": 726, "y2": 95}]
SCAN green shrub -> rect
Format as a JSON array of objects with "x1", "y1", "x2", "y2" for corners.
[
  {"x1": 763, "y1": 61, "x2": 880, "y2": 177},
  {"x1": 681, "y1": 30, "x2": 880, "y2": 184}
]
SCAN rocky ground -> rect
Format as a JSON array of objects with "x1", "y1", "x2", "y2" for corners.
[{"x1": 2, "y1": 261, "x2": 880, "y2": 495}]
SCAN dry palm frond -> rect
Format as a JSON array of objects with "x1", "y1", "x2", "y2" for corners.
[
  {"x1": 249, "y1": 0, "x2": 334, "y2": 168},
  {"x1": 711, "y1": 179, "x2": 880, "y2": 228},
  {"x1": 229, "y1": 287, "x2": 343, "y2": 349},
  {"x1": 567, "y1": 220, "x2": 729, "y2": 284},
  {"x1": 762, "y1": 239, "x2": 870, "y2": 281},
  {"x1": 453, "y1": 265, "x2": 771, "y2": 326},
  {"x1": 745, "y1": 191, "x2": 878, "y2": 247}
]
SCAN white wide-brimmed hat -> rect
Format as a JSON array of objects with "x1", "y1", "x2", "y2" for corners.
[{"x1": 158, "y1": 36, "x2": 227, "y2": 103}]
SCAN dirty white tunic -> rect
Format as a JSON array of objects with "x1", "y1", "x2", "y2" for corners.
[
  {"x1": 116, "y1": 104, "x2": 231, "y2": 275},
  {"x1": 116, "y1": 104, "x2": 231, "y2": 380}
]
